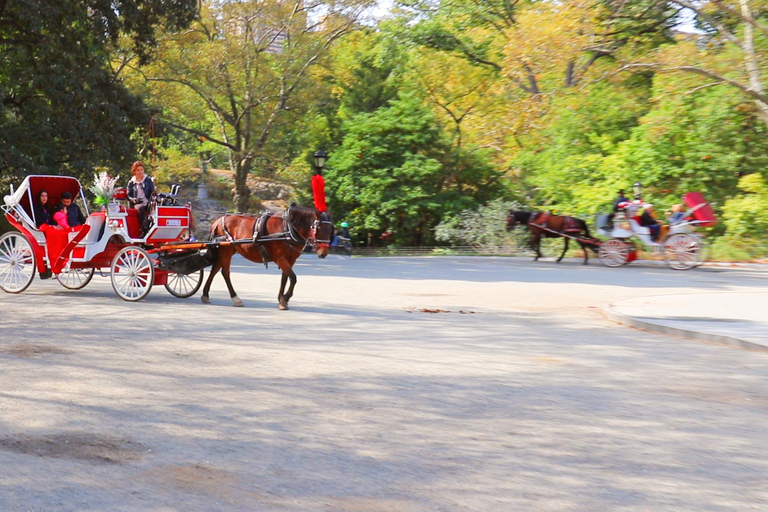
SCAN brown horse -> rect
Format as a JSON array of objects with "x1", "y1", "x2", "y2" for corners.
[
  {"x1": 507, "y1": 210, "x2": 600, "y2": 264},
  {"x1": 202, "y1": 206, "x2": 332, "y2": 309}
]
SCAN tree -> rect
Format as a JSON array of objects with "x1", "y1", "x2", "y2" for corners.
[
  {"x1": 138, "y1": 0, "x2": 375, "y2": 212},
  {"x1": 326, "y1": 93, "x2": 505, "y2": 246},
  {"x1": 0, "y1": 0, "x2": 197, "y2": 187},
  {"x1": 618, "y1": 0, "x2": 768, "y2": 129}
]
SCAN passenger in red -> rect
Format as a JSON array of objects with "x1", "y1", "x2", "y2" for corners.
[{"x1": 52, "y1": 203, "x2": 70, "y2": 229}]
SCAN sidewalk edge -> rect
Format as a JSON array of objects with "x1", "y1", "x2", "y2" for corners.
[{"x1": 602, "y1": 305, "x2": 768, "y2": 352}]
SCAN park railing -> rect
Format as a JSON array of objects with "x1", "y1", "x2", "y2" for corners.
[{"x1": 351, "y1": 246, "x2": 523, "y2": 257}]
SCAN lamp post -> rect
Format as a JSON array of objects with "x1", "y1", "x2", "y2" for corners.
[
  {"x1": 198, "y1": 151, "x2": 212, "y2": 199},
  {"x1": 633, "y1": 181, "x2": 643, "y2": 200},
  {"x1": 313, "y1": 150, "x2": 328, "y2": 172}
]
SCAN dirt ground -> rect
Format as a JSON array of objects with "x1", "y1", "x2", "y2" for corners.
[{"x1": 1, "y1": 256, "x2": 768, "y2": 511}]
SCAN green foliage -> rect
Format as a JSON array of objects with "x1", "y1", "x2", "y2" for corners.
[
  {"x1": 715, "y1": 174, "x2": 768, "y2": 257},
  {"x1": 0, "y1": 0, "x2": 197, "y2": 191},
  {"x1": 515, "y1": 80, "x2": 652, "y2": 213},
  {"x1": 615, "y1": 80, "x2": 768, "y2": 210},
  {"x1": 326, "y1": 93, "x2": 505, "y2": 245}
]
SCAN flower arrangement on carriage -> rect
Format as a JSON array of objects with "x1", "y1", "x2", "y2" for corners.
[{"x1": 89, "y1": 171, "x2": 119, "y2": 210}]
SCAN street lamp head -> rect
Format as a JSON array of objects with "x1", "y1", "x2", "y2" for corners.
[
  {"x1": 313, "y1": 150, "x2": 328, "y2": 171},
  {"x1": 632, "y1": 181, "x2": 643, "y2": 199}
]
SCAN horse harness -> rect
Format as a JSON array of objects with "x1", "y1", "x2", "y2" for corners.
[
  {"x1": 215, "y1": 208, "x2": 331, "y2": 268},
  {"x1": 530, "y1": 212, "x2": 582, "y2": 233}
]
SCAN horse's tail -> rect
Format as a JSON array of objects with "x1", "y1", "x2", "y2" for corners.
[
  {"x1": 579, "y1": 218, "x2": 592, "y2": 238},
  {"x1": 577, "y1": 218, "x2": 601, "y2": 253}
]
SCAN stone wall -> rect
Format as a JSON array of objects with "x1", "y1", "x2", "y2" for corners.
[{"x1": 189, "y1": 198, "x2": 228, "y2": 240}]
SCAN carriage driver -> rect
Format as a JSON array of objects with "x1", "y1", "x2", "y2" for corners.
[{"x1": 127, "y1": 160, "x2": 155, "y2": 232}]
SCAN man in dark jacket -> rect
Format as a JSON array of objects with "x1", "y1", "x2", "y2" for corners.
[{"x1": 60, "y1": 191, "x2": 85, "y2": 227}]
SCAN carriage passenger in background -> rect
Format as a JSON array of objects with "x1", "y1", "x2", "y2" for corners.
[
  {"x1": 52, "y1": 202, "x2": 70, "y2": 229},
  {"x1": 33, "y1": 190, "x2": 55, "y2": 228},
  {"x1": 60, "y1": 191, "x2": 85, "y2": 227},
  {"x1": 640, "y1": 204, "x2": 662, "y2": 241}
]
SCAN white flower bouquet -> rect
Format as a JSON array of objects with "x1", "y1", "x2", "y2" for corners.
[{"x1": 90, "y1": 171, "x2": 118, "y2": 206}]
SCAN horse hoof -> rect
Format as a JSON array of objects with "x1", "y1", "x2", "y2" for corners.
[
  {"x1": 278, "y1": 303, "x2": 289, "y2": 310},
  {"x1": 201, "y1": 296, "x2": 210, "y2": 304},
  {"x1": 232, "y1": 296, "x2": 244, "y2": 307}
]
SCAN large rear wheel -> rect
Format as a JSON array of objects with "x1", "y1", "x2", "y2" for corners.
[
  {"x1": 164, "y1": 269, "x2": 204, "y2": 298},
  {"x1": 0, "y1": 232, "x2": 36, "y2": 293},
  {"x1": 56, "y1": 268, "x2": 95, "y2": 290},
  {"x1": 110, "y1": 246, "x2": 154, "y2": 301},
  {"x1": 663, "y1": 233, "x2": 701, "y2": 271},
  {"x1": 598, "y1": 238, "x2": 629, "y2": 268}
]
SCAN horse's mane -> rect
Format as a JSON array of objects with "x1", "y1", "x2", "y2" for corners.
[{"x1": 286, "y1": 205, "x2": 318, "y2": 228}]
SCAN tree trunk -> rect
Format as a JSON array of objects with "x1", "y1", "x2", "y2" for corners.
[
  {"x1": 232, "y1": 155, "x2": 252, "y2": 213},
  {"x1": 740, "y1": 0, "x2": 768, "y2": 127}
]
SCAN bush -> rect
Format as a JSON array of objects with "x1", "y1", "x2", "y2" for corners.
[{"x1": 434, "y1": 199, "x2": 529, "y2": 252}]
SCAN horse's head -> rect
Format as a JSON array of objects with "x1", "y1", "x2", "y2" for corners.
[
  {"x1": 310, "y1": 210, "x2": 333, "y2": 258},
  {"x1": 506, "y1": 210, "x2": 534, "y2": 231}
]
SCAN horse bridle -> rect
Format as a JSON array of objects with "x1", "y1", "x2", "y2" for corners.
[
  {"x1": 282, "y1": 208, "x2": 332, "y2": 250},
  {"x1": 306, "y1": 213, "x2": 332, "y2": 250}
]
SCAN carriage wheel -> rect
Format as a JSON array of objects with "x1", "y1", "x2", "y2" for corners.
[
  {"x1": 110, "y1": 246, "x2": 154, "y2": 301},
  {"x1": 598, "y1": 238, "x2": 629, "y2": 268},
  {"x1": 0, "y1": 232, "x2": 36, "y2": 293},
  {"x1": 663, "y1": 233, "x2": 701, "y2": 271},
  {"x1": 164, "y1": 269, "x2": 204, "y2": 298},
  {"x1": 56, "y1": 268, "x2": 95, "y2": 290}
]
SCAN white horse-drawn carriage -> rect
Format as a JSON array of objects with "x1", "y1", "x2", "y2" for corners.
[
  {"x1": 595, "y1": 192, "x2": 717, "y2": 270},
  {"x1": 0, "y1": 175, "x2": 209, "y2": 300}
]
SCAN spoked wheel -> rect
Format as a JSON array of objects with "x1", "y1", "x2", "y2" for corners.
[
  {"x1": 663, "y1": 233, "x2": 702, "y2": 271},
  {"x1": 110, "y1": 246, "x2": 154, "y2": 301},
  {"x1": 598, "y1": 238, "x2": 629, "y2": 268},
  {"x1": 56, "y1": 268, "x2": 95, "y2": 290},
  {"x1": 0, "y1": 232, "x2": 36, "y2": 293},
  {"x1": 164, "y1": 269, "x2": 204, "y2": 298}
]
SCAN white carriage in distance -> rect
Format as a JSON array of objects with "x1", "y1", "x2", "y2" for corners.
[
  {"x1": 595, "y1": 192, "x2": 717, "y2": 270},
  {"x1": 1, "y1": 175, "x2": 211, "y2": 300}
]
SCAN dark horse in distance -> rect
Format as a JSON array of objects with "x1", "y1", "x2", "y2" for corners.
[
  {"x1": 202, "y1": 206, "x2": 333, "y2": 309},
  {"x1": 507, "y1": 210, "x2": 600, "y2": 264}
]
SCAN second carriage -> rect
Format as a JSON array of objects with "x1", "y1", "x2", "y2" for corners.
[
  {"x1": 1, "y1": 174, "x2": 211, "y2": 301},
  {"x1": 595, "y1": 192, "x2": 717, "y2": 270}
]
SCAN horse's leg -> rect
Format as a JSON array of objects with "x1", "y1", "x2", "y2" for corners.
[
  {"x1": 275, "y1": 257, "x2": 298, "y2": 310},
  {"x1": 579, "y1": 241, "x2": 589, "y2": 264},
  {"x1": 557, "y1": 237, "x2": 570, "y2": 263},
  {"x1": 201, "y1": 261, "x2": 221, "y2": 304},
  {"x1": 218, "y1": 250, "x2": 243, "y2": 307},
  {"x1": 534, "y1": 234, "x2": 542, "y2": 261}
]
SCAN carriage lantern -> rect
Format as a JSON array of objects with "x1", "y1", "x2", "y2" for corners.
[
  {"x1": 633, "y1": 182, "x2": 643, "y2": 199},
  {"x1": 313, "y1": 150, "x2": 328, "y2": 171}
]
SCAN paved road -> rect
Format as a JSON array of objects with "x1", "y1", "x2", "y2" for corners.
[{"x1": 1, "y1": 256, "x2": 768, "y2": 511}]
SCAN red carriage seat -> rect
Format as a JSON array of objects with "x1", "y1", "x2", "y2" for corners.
[
  {"x1": 125, "y1": 208, "x2": 142, "y2": 238},
  {"x1": 682, "y1": 192, "x2": 717, "y2": 227}
]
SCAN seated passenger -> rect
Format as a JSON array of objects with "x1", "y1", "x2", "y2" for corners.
[
  {"x1": 33, "y1": 190, "x2": 55, "y2": 228},
  {"x1": 60, "y1": 191, "x2": 85, "y2": 227},
  {"x1": 668, "y1": 203, "x2": 686, "y2": 224},
  {"x1": 127, "y1": 160, "x2": 155, "y2": 232},
  {"x1": 640, "y1": 204, "x2": 662, "y2": 241},
  {"x1": 52, "y1": 202, "x2": 71, "y2": 229}
]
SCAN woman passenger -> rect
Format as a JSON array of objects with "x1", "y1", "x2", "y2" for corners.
[{"x1": 33, "y1": 190, "x2": 55, "y2": 228}]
